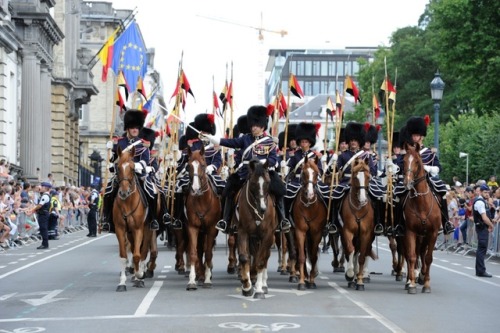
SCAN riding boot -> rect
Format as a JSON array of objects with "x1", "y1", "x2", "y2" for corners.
[
  {"x1": 276, "y1": 196, "x2": 291, "y2": 233},
  {"x1": 284, "y1": 197, "x2": 295, "y2": 229},
  {"x1": 394, "y1": 202, "x2": 405, "y2": 237},
  {"x1": 440, "y1": 196, "x2": 455, "y2": 235},
  {"x1": 216, "y1": 197, "x2": 233, "y2": 234},
  {"x1": 373, "y1": 199, "x2": 384, "y2": 236},
  {"x1": 161, "y1": 192, "x2": 171, "y2": 225},
  {"x1": 172, "y1": 193, "x2": 184, "y2": 230},
  {"x1": 327, "y1": 201, "x2": 339, "y2": 234},
  {"x1": 102, "y1": 184, "x2": 117, "y2": 233},
  {"x1": 148, "y1": 195, "x2": 159, "y2": 230}
]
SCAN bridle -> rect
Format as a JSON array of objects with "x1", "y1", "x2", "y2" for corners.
[
  {"x1": 245, "y1": 176, "x2": 269, "y2": 222},
  {"x1": 300, "y1": 164, "x2": 318, "y2": 207},
  {"x1": 188, "y1": 159, "x2": 209, "y2": 196}
]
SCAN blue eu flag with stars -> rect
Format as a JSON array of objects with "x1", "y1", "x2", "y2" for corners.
[{"x1": 111, "y1": 21, "x2": 147, "y2": 93}]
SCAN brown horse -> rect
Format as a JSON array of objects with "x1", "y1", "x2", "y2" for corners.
[
  {"x1": 291, "y1": 155, "x2": 327, "y2": 290},
  {"x1": 402, "y1": 143, "x2": 441, "y2": 294},
  {"x1": 236, "y1": 159, "x2": 277, "y2": 298},
  {"x1": 185, "y1": 146, "x2": 221, "y2": 290},
  {"x1": 113, "y1": 146, "x2": 157, "y2": 291},
  {"x1": 339, "y1": 158, "x2": 375, "y2": 291}
]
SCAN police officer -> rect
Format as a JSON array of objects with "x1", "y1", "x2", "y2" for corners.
[
  {"x1": 86, "y1": 184, "x2": 99, "y2": 237},
  {"x1": 204, "y1": 105, "x2": 291, "y2": 234},
  {"x1": 30, "y1": 182, "x2": 52, "y2": 249},
  {"x1": 473, "y1": 184, "x2": 495, "y2": 277},
  {"x1": 102, "y1": 109, "x2": 155, "y2": 231},
  {"x1": 391, "y1": 116, "x2": 454, "y2": 235},
  {"x1": 48, "y1": 190, "x2": 60, "y2": 240}
]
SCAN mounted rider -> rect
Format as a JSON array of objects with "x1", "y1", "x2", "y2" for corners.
[
  {"x1": 283, "y1": 122, "x2": 331, "y2": 230},
  {"x1": 102, "y1": 109, "x2": 158, "y2": 231},
  {"x1": 391, "y1": 116, "x2": 455, "y2": 235},
  {"x1": 203, "y1": 105, "x2": 291, "y2": 234}
]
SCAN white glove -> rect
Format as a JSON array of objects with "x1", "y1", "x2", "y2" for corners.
[
  {"x1": 328, "y1": 153, "x2": 338, "y2": 166},
  {"x1": 206, "y1": 165, "x2": 216, "y2": 174},
  {"x1": 227, "y1": 149, "x2": 235, "y2": 157},
  {"x1": 106, "y1": 141, "x2": 113, "y2": 149},
  {"x1": 145, "y1": 166, "x2": 154, "y2": 174},
  {"x1": 424, "y1": 165, "x2": 439, "y2": 176},
  {"x1": 320, "y1": 154, "x2": 327, "y2": 163},
  {"x1": 221, "y1": 166, "x2": 229, "y2": 180},
  {"x1": 280, "y1": 160, "x2": 287, "y2": 168},
  {"x1": 203, "y1": 134, "x2": 220, "y2": 145},
  {"x1": 227, "y1": 158, "x2": 235, "y2": 168},
  {"x1": 134, "y1": 162, "x2": 144, "y2": 173},
  {"x1": 283, "y1": 166, "x2": 290, "y2": 175},
  {"x1": 165, "y1": 153, "x2": 174, "y2": 161},
  {"x1": 172, "y1": 144, "x2": 179, "y2": 152},
  {"x1": 259, "y1": 159, "x2": 267, "y2": 164},
  {"x1": 159, "y1": 166, "x2": 165, "y2": 174}
]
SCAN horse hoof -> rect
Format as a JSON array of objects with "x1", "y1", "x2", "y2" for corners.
[
  {"x1": 242, "y1": 288, "x2": 253, "y2": 297},
  {"x1": 405, "y1": 283, "x2": 410, "y2": 290},
  {"x1": 307, "y1": 282, "x2": 317, "y2": 289},
  {"x1": 334, "y1": 267, "x2": 345, "y2": 273},
  {"x1": 362, "y1": 277, "x2": 371, "y2": 283},
  {"x1": 186, "y1": 283, "x2": 197, "y2": 291},
  {"x1": 298, "y1": 283, "x2": 306, "y2": 291},
  {"x1": 262, "y1": 286, "x2": 268, "y2": 294},
  {"x1": 356, "y1": 283, "x2": 365, "y2": 291},
  {"x1": 133, "y1": 280, "x2": 145, "y2": 288},
  {"x1": 227, "y1": 267, "x2": 236, "y2": 275},
  {"x1": 277, "y1": 267, "x2": 282, "y2": 273},
  {"x1": 345, "y1": 273, "x2": 354, "y2": 282},
  {"x1": 177, "y1": 269, "x2": 185, "y2": 275},
  {"x1": 253, "y1": 292, "x2": 265, "y2": 299},
  {"x1": 408, "y1": 286, "x2": 417, "y2": 294},
  {"x1": 348, "y1": 281, "x2": 356, "y2": 289},
  {"x1": 184, "y1": 271, "x2": 190, "y2": 278},
  {"x1": 128, "y1": 267, "x2": 135, "y2": 275},
  {"x1": 203, "y1": 283, "x2": 212, "y2": 289},
  {"x1": 144, "y1": 271, "x2": 154, "y2": 279},
  {"x1": 116, "y1": 285, "x2": 127, "y2": 292},
  {"x1": 391, "y1": 269, "x2": 396, "y2": 276},
  {"x1": 417, "y1": 277, "x2": 424, "y2": 285},
  {"x1": 422, "y1": 287, "x2": 431, "y2": 293},
  {"x1": 280, "y1": 270, "x2": 288, "y2": 276},
  {"x1": 289, "y1": 276, "x2": 298, "y2": 283}
]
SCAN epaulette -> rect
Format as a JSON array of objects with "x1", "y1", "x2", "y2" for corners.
[
  {"x1": 112, "y1": 137, "x2": 121, "y2": 144},
  {"x1": 142, "y1": 139, "x2": 151, "y2": 148}
]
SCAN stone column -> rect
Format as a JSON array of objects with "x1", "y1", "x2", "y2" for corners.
[{"x1": 41, "y1": 65, "x2": 52, "y2": 180}]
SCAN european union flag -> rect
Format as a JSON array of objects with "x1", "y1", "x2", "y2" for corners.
[{"x1": 111, "y1": 21, "x2": 147, "y2": 93}]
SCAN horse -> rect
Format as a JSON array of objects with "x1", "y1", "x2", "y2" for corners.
[
  {"x1": 401, "y1": 142, "x2": 441, "y2": 294},
  {"x1": 339, "y1": 158, "x2": 375, "y2": 291},
  {"x1": 291, "y1": 155, "x2": 327, "y2": 290},
  {"x1": 184, "y1": 146, "x2": 221, "y2": 290},
  {"x1": 113, "y1": 146, "x2": 157, "y2": 291},
  {"x1": 235, "y1": 159, "x2": 278, "y2": 299}
]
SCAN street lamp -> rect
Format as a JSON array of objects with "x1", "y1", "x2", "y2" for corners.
[
  {"x1": 430, "y1": 71, "x2": 445, "y2": 157},
  {"x1": 459, "y1": 152, "x2": 469, "y2": 185}
]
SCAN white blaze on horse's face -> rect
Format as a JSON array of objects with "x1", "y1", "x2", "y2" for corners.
[
  {"x1": 258, "y1": 176, "x2": 266, "y2": 211},
  {"x1": 357, "y1": 169, "x2": 367, "y2": 204},
  {"x1": 405, "y1": 154, "x2": 414, "y2": 190},
  {"x1": 191, "y1": 160, "x2": 200, "y2": 194},
  {"x1": 307, "y1": 168, "x2": 315, "y2": 200}
]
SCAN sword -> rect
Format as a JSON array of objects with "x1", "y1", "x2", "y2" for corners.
[{"x1": 168, "y1": 113, "x2": 202, "y2": 135}]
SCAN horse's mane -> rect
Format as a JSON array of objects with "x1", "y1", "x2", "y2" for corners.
[{"x1": 248, "y1": 158, "x2": 268, "y2": 178}]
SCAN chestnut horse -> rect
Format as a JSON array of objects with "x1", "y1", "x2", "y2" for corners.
[
  {"x1": 113, "y1": 146, "x2": 157, "y2": 292},
  {"x1": 185, "y1": 146, "x2": 221, "y2": 290},
  {"x1": 402, "y1": 143, "x2": 441, "y2": 294},
  {"x1": 291, "y1": 155, "x2": 327, "y2": 290},
  {"x1": 236, "y1": 159, "x2": 277, "y2": 299},
  {"x1": 339, "y1": 158, "x2": 375, "y2": 291}
]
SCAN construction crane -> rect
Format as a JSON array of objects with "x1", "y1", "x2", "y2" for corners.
[{"x1": 196, "y1": 12, "x2": 287, "y2": 41}]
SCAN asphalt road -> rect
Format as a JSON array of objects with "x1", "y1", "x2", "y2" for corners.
[{"x1": 1, "y1": 228, "x2": 499, "y2": 333}]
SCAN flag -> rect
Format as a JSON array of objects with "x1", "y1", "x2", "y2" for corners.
[
  {"x1": 326, "y1": 96, "x2": 335, "y2": 121},
  {"x1": 278, "y1": 92, "x2": 287, "y2": 118},
  {"x1": 213, "y1": 91, "x2": 222, "y2": 117},
  {"x1": 335, "y1": 90, "x2": 342, "y2": 119},
  {"x1": 289, "y1": 74, "x2": 304, "y2": 98},
  {"x1": 181, "y1": 70, "x2": 195, "y2": 99},
  {"x1": 110, "y1": 21, "x2": 147, "y2": 93},
  {"x1": 136, "y1": 77, "x2": 147, "y2": 100},
  {"x1": 116, "y1": 71, "x2": 129, "y2": 101},
  {"x1": 97, "y1": 27, "x2": 119, "y2": 82},
  {"x1": 372, "y1": 93, "x2": 381, "y2": 119},
  {"x1": 379, "y1": 77, "x2": 397, "y2": 109},
  {"x1": 345, "y1": 76, "x2": 361, "y2": 103},
  {"x1": 143, "y1": 90, "x2": 157, "y2": 113},
  {"x1": 219, "y1": 81, "x2": 228, "y2": 104},
  {"x1": 226, "y1": 81, "x2": 233, "y2": 108},
  {"x1": 115, "y1": 86, "x2": 126, "y2": 113}
]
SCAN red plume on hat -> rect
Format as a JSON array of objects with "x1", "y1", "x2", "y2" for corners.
[
  {"x1": 207, "y1": 114, "x2": 215, "y2": 125},
  {"x1": 364, "y1": 122, "x2": 371, "y2": 132},
  {"x1": 266, "y1": 104, "x2": 274, "y2": 117},
  {"x1": 315, "y1": 123, "x2": 321, "y2": 136},
  {"x1": 376, "y1": 124, "x2": 381, "y2": 132},
  {"x1": 424, "y1": 114, "x2": 431, "y2": 126}
]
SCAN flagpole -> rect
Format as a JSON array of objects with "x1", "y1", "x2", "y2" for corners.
[
  {"x1": 322, "y1": 97, "x2": 330, "y2": 182},
  {"x1": 227, "y1": 62, "x2": 235, "y2": 174},
  {"x1": 281, "y1": 74, "x2": 292, "y2": 181}
]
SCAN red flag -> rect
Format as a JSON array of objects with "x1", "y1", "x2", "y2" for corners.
[
  {"x1": 326, "y1": 96, "x2": 335, "y2": 121},
  {"x1": 345, "y1": 76, "x2": 361, "y2": 103},
  {"x1": 136, "y1": 77, "x2": 147, "y2": 100},
  {"x1": 226, "y1": 81, "x2": 233, "y2": 108},
  {"x1": 181, "y1": 70, "x2": 195, "y2": 98},
  {"x1": 213, "y1": 90, "x2": 221, "y2": 117},
  {"x1": 379, "y1": 77, "x2": 397, "y2": 108},
  {"x1": 372, "y1": 93, "x2": 381, "y2": 119},
  {"x1": 289, "y1": 74, "x2": 304, "y2": 98},
  {"x1": 115, "y1": 86, "x2": 126, "y2": 114},
  {"x1": 278, "y1": 92, "x2": 287, "y2": 118},
  {"x1": 98, "y1": 28, "x2": 119, "y2": 82}
]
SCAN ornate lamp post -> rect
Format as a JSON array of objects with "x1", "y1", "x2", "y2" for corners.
[{"x1": 430, "y1": 71, "x2": 445, "y2": 157}]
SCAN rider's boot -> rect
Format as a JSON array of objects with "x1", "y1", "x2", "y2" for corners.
[
  {"x1": 148, "y1": 195, "x2": 159, "y2": 230},
  {"x1": 326, "y1": 201, "x2": 339, "y2": 234},
  {"x1": 441, "y1": 196, "x2": 455, "y2": 235},
  {"x1": 102, "y1": 183, "x2": 117, "y2": 233},
  {"x1": 216, "y1": 197, "x2": 233, "y2": 234},
  {"x1": 373, "y1": 199, "x2": 384, "y2": 236},
  {"x1": 393, "y1": 203, "x2": 405, "y2": 237},
  {"x1": 276, "y1": 196, "x2": 291, "y2": 233},
  {"x1": 171, "y1": 193, "x2": 184, "y2": 230},
  {"x1": 160, "y1": 192, "x2": 171, "y2": 225}
]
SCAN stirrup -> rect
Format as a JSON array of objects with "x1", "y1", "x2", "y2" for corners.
[
  {"x1": 172, "y1": 219, "x2": 183, "y2": 230},
  {"x1": 374, "y1": 223, "x2": 384, "y2": 236},
  {"x1": 216, "y1": 220, "x2": 228, "y2": 233},
  {"x1": 443, "y1": 222, "x2": 455, "y2": 235},
  {"x1": 280, "y1": 219, "x2": 291, "y2": 233},
  {"x1": 394, "y1": 225, "x2": 405, "y2": 237},
  {"x1": 386, "y1": 226, "x2": 393, "y2": 237},
  {"x1": 163, "y1": 213, "x2": 172, "y2": 225},
  {"x1": 150, "y1": 220, "x2": 159, "y2": 231},
  {"x1": 328, "y1": 223, "x2": 338, "y2": 235}
]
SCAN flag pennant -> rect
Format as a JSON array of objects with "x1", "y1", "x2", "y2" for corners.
[
  {"x1": 181, "y1": 70, "x2": 195, "y2": 99},
  {"x1": 115, "y1": 86, "x2": 127, "y2": 114},
  {"x1": 226, "y1": 81, "x2": 233, "y2": 108},
  {"x1": 110, "y1": 21, "x2": 147, "y2": 93},
  {"x1": 98, "y1": 27, "x2": 119, "y2": 82},
  {"x1": 136, "y1": 77, "x2": 147, "y2": 100},
  {"x1": 213, "y1": 91, "x2": 222, "y2": 117},
  {"x1": 143, "y1": 90, "x2": 157, "y2": 113},
  {"x1": 345, "y1": 76, "x2": 361, "y2": 104},
  {"x1": 117, "y1": 72, "x2": 129, "y2": 101},
  {"x1": 289, "y1": 74, "x2": 304, "y2": 98},
  {"x1": 372, "y1": 93, "x2": 381, "y2": 119},
  {"x1": 335, "y1": 90, "x2": 342, "y2": 119},
  {"x1": 278, "y1": 92, "x2": 287, "y2": 118},
  {"x1": 379, "y1": 77, "x2": 397, "y2": 109},
  {"x1": 326, "y1": 96, "x2": 335, "y2": 121}
]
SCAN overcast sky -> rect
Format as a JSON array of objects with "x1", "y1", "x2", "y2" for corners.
[{"x1": 107, "y1": 0, "x2": 430, "y2": 123}]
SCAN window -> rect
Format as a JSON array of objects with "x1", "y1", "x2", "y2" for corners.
[
  {"x1": 337, "y1": 61, "x2": 344, "y2": 75},
  {"x1": 328, "y1": 61, "x2": 336, "y2": 76},
  {"x1": 305, "y1": 61, "x2": 312, "y2": 76},
  {"x1": 296, "y1": 61, "x2": 304, "y2": 76},
  {"x1": 321, "y1": 61, "x2": 328, "y2": 76},
  {"x1": 321, "y1": 81, "x2": 329, "y2": 94},
  {"x1": 312, "y1": 61, "x2": 320, "y2": 76},
  {"x1": 353, "y1": 61, "x2": 360, "y2": 75},
  {"x1": 312, "y1": 81, "x2": 320, "y2": 95},
  {"x1": 304, "y1": 81, "x2": 313, "y2": 96}
]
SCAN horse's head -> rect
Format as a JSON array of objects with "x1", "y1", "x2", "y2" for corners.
[
  {"x1": 403, "y1": 142, "x2": 424, "y2": 190},
  {"x1": 301, "y1": 154, "x2": 319, "y2": 201},
  {"x1": 351, "y1": 158, "x2": 370, "y2": 205},
  {"x1": 187, "y1": 145, "x2": 207, "y2": 196},
  {"x1": 248, "y1": 158, "x2": 270, "y2": 215},
  {"x1": 116, "y1": 145, "x2": 137, "y2": 200}
]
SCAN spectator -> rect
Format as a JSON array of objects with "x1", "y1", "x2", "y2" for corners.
[
  {"x1": 0, "y1": 159, "x2": 13, "y2": 182},
  {"x1": 487, "y1": 175, "x2": 498, "y2": 189},
  {"x1": 47, "y1": 173, "x2": 55, "y2": 186},
  {"x1": 490, "y1": 187, "x2": 500, "y2": 253},
  {"x1": 0, "y1": 189, "x2": 11, "y2": 248},
  {"x1": 460, "y1": 186, "x2": 475, "y2": 246},
  {"x1": 473, "y1": 184, "x2": 495, "y2": 277},
  {"x1": 447, "y1": 191, "x2": 459, "y2": 242}
]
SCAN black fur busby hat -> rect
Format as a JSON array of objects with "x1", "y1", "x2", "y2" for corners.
[
  {"x1": 237, "y1": 115, "x2": 250, "y2": 136},
  {"x1": 295, "y1": 122, "x2": 319, "y2": 147},
  {"x1": 123, "y1": 109, "x2": 146, "y2": 130},
  {"x1": 364, "y1": 123, "x2": 379, "y2": 145},
  {"x1": 232, "y1": 124, "x2": 240, "y2": 139},
  {"x1": 345, "y1": 122, "x2": 365, "y2": 146},
  {"x1": 399, "y1": 125, "x2": 412, "y2": 147},
  {"x1": 406, "y1": 116, "x2": 428, "y2": 137},
  {"x1": 338, "y1": 127, "x2": 346, "y2": 144},
  {"x1": 139, "y1": 127, "x2": 158, "y2": 150},
  {"x1": 185, "y1": 122, "x2": 198, "y2": 141},
  {"x1": 179, "y1": 134, "x2": 188, "y2": 151},
  {"x1": 194, "y1": 113, "x2": 216, "y2": 135},
  {"x1": 247, "y1": 105, "x2": 269, "y2": 130},
  {"x1": 392, "y1": 131, "x2": 401, "y2": 148},
  {"x1": 278, "y1": 124, "x2": 298, "y2": 150}
]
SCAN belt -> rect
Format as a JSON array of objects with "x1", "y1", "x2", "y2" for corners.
[{"x1": 343, "y1": 173, "x2": 351, "y2": 178}]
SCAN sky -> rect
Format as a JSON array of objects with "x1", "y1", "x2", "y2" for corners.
[{"x1": 107, "y1": 0, "x2": 430, "y2": 125}]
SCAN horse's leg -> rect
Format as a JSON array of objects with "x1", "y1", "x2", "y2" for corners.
[
  {"x1": 237, "y1": 232, "x2": 252, "y2": 297},
  {"x1": 115, "y1": 226, "x2": 128, "y2": 292},
  {"x1": 186, "y1": 224, "x2": 199, "y2": 290},
  {"x1": 227, "y1": 233, "x2": 237, "y2": 274},
  {"x1": 202, "y1": 222, "x2": 218, "y2": 288},
  {"x1": 295, "y1": 227, "x2": 307, "y2": 290},
  {"x1": 174, "y1": 228, "x2": 186, "y2": 274},
  {"x1": 341, "y1": 227, "x2": 355, "y2": 283},
  {"x1": 132, "y1": 226, "x2": 146, "y2": 287},
  {"x1": 145, "y1": 230, "x2": 158, "y2": 278},
  {"x1": 285, "y1": 229, "x2": 298, "y2": 283},
  {"x1": 389, "y1": 236, "x2": 398, "y2": 275},
  {"x1": 404, "y1": 231, "x2": 418, "y2": 294},
  {"x1": 307, "y1": 228, "x2": 322, "y2": 289},
  {"x1": 421, "y1": 234, "x2": 437, "y2": 293},
  {"x1": 253, "y1": 231, "x2": 274, "y2": 299}
]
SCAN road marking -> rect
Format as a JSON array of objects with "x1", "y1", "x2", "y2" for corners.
[
  {"x1": 134, "y1": 281, "x2": 163, "y2": 316},
  {"x1": 228, "y1": 294, "x2": 276, "y2": 301},
  {"x1": 267, "y1": 288, "x2": 313, "y2": 296}
]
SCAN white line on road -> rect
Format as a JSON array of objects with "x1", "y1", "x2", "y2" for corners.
[{"x1": 134, "y1": 280, "x2": 163, "y2": 316}]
